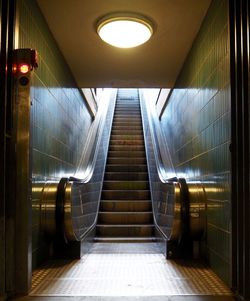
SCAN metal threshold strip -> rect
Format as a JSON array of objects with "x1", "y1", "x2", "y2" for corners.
[{"x1": 30, "y1": 243, "x2": 232, "y2": 297}]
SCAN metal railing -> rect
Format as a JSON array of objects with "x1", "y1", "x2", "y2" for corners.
[{"x1": 139, "y1": 90, "x2": 206, "y2": 255}]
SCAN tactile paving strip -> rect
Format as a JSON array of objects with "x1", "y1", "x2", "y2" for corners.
[{"x1": 31, "y1": 243, "x2": 232, "y2": 296}]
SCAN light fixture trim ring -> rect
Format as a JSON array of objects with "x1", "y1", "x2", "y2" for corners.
[
  {"x1": 97, "y1": 14, "x2": 154, "y2": 36},
  {"x1": 96, "y1": 13, "x2": 154, "y2": 48}
]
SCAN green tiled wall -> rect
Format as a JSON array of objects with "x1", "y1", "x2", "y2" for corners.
[
  {"x1": 17, "y1": 0, "x2": 92, "y2": 269},
  {"x1": 160, "y1": 0, "x2": 231, "y2": 284}
]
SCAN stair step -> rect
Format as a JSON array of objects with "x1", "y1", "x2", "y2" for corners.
[
  {"x1": 102, "y1": 180, "x2": 149, "y2": 191},
  {"x1": 94, "y1": 237, "x2": 156, "y2": 243},
  {"x1": 98, "y1": 212, "x2": 153, "y2": 224},
  {"x1": 99, "y1": 200, "x2": 152, "y2": 212},
  {"x1": 114, "y1": 112, "x2": 140, "y2": 116},
  {"x1": 96, "y1": 224, "x2": 154, "y2": 237},
  {"x1": 109, "y1": 140, "x2": 144, "y2": 146},
  {"x1": 108, "y1": 150, "x2": 145, "y2": 157},
  {"x1": 104, "y1": 172, "x2": 148, "y2": 181},
  {"x1": 114, "y1": 111, "x2": 140, "y2": 115},
  {"x1": 114, "y1": 115, "x2": 141, "y2": 119},
  {"x1": 112, "y1": 126, "x2": 142, "y2": 132},
  {"x1": 105, "y1": 165, "x2": 148, "y2": 172},
  {"x1": 113, "y1": 118, "x2": 141, "y2": 122},
  {"x1": 116, "y1": 99, "x2": 139, "y2": 102},
  {"x1": 103, "y1": 181, "x2": 149, "y2": 190},
  {"x1": 108, "y1": 145, "x2": 145, "y2": 151},
  {"x1": 116, "y1": 104, "x2": 140, "y2": 107},
  {"x1": 101, "y1": 190, "x2": 150, "y2": 200},
  {"x1": 115, "y1": 105, "x2": 140, "y2": 108},
  {"x1": 114, "y1": 115, "x2": 141, "y2": 120},
  {"x1": 112, "y1": 122, "x2": 142, "y2": 127},
  {"x1": 107, "y1": 157, "x2": 146, "y2": 165},
  {"x1": 114, "y1": 106, "x2": 139, "y2": 109},
  {"x1": 111, "y1": 129, "x2": 143, "y2": 135},
  {"x1": 111, "y1": 134, "x2": 143, "y2": 140}
]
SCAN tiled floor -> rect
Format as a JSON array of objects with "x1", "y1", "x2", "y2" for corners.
[{"x1": 28, "y1": 243, "x2": 232, "y2": 298}]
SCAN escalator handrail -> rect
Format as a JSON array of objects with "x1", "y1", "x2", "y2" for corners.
[
  {"x1": 63, "y1": 90, "x2": 117, "y2": 241},
  {"x1": 73, "y1": 90, "x2": 116, "y2": 182},
  {"x1": 41, "y1": 90, "x2": 117, "y2": 242},
  {"x1": 139, "y1": 90, "x2": 179, "y2": 241},
  {"x1": 139, "y1": 90, "x2": 206, "y2": 243},
  {"x1": 139, "y1": 90, "x2": 176, "y2": 183}
]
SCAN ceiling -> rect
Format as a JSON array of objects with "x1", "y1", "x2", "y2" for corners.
[{"x1": 36, "y1": 0, "x2": 211, "y2": 88}]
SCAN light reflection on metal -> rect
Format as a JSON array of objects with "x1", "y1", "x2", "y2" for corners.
[
  {"x1": 40, "y1": 182, "x2": 58, "y2": 238},
  {"x1": 64, "y1": 183, "x2": 76, "y2": 241},
  {"x1": 187, "y1": 182, "x2": 206, "y2": 240}
]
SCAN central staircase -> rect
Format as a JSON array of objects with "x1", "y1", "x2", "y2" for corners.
[{"x1": 95, "y1": 89, "x2": 155, "y2": 242}]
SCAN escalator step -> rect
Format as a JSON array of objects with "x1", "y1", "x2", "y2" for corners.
[{"x1": 99, "y1": 200, "x2": 152, "y2": 212}]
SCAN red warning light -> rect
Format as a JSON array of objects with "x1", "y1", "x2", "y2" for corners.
[
  {"x1": 12, "y1": 64, "x2": 17, "y2": 74},
  {"x1": 19, "y1": 64, "x2": 30, "y2": 74}
]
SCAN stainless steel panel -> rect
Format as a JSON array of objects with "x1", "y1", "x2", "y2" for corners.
[
  {"x1": 14, "y1": 56, "x2": 33, "y2": 294},
  {"x1": 40, "y1": 182, "x2": 58, "y2": 238},
  {"x1": 187, "y1": 182, "x2": 206, "y2": 240}
]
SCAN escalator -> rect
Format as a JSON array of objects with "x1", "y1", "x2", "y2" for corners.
[
  {"x1": 30, "y1": 89, "x2": 232, "y2": 298},
  {"x1": 96, "y1": 89, "x2": 155, "y2": 242},
  {"x1": 40, "y1": 88, "x2": 206, "y2": 256}
]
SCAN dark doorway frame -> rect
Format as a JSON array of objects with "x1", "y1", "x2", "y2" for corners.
[
  {"x1": 0, "y1": 0, "x2": 17, "y2": 299},
  {"x1": 230, "y1": 0, "x2": 250, "y2": 300}
]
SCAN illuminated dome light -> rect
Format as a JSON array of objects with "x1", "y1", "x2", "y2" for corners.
[{"x1": 97, "y1": 15, "x2": 153, "y2": 48}]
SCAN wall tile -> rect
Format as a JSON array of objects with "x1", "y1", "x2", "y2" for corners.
[
  {"x1": 18, "y1": 0, "x2": 92, "y2": 269},
  {"x1": 160, "y1": 0, "x2": 231, "y2": 285}
]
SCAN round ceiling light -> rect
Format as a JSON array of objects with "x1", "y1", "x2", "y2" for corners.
[{"x1": 97, "y1": 14, "x2": 153, "y2": 48}]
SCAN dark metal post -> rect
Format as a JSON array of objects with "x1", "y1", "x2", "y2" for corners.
[
  {"x1": 12, "y1": 48, "x2": 38, "y2": 295},
  {"x1": 229, "y1": 0, "x2": 250, "y2": 299},
  {"x1": 0, "y1": 0, "x2": 7, "y2": 298},
  {"x1": 0, "y1": 0, "x2": 16, "y2": 298}
]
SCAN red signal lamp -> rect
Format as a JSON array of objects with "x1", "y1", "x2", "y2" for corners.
[
  {"x1": 12, "y1": 64, "x2": 17, "y2": 74},
  {"x1": 12, "y1": 49, "x2": 38, "y2": 76},
  {"x1": 19, "y1": 63, "x2": 30, "y2": 74}
]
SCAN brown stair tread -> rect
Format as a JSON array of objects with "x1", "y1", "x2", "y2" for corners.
[
  {"x1": 109, "y1": 140, "x2": 144, "y2": 145},
  {"x1": 102, "y1": 181, "x2": 149, "y2": 190},
  {"x1": 94, "y1": 237, "x2": 157, "y2": 243},
  {"x1": 98, "y1": 212, "x2": 153, "y2": 224},
  {"x1": 108, "y1": 145, "x2": 145, "y2": 151},
  {"x1": 107, "y1": 158, "x2": 146, "y2": 165},
  {"x1": 111, "y1": 135, "x2": 143, "y2": 139},
  {"x1": 105, "y1": 165, "x2": 148, "y2": 172},
  {"x1": 101, "y1": 190, "x2": 151, "y2": 200},
  {"x1": 99, "y1": 200, "x2": 152, "y2": 212},
  {"x1": 111, "y1": 130, "x2": 143, "y2": 134},
  {"x1": 96, "y1": 224, "x2": 154, "y2": 237},
  {"x1": 108, "y1": 151, "x2": 145, "y2": 157},
  {"x1": 104, "y1": 172, "x2": 148, "y2": 181}
]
